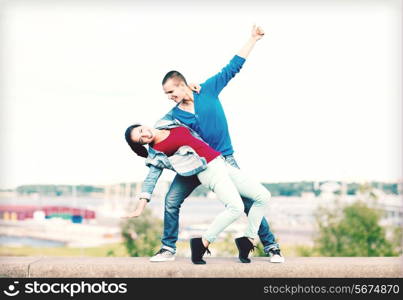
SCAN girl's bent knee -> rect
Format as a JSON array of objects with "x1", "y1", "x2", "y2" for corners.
[
  {"x1": 264, "y1": 190, "x2": 271, "y2": 202},
  {"x1": 256, "y1": 190, "x2": 271, "y2": 206},
  {"x1": 228, "y1": 204, "x2": 243, "y2": 218}
]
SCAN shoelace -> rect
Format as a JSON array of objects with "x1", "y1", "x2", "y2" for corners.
[
  {"x1": 155, "y1": 248, "x2": 170, "y2": 255},
  {"x1": 270, "y1": 249, "x2": 281, "y2": 256}
]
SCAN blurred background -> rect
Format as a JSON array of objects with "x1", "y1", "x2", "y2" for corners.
[{"x1": 0, "y1": 0, "x2": 402, "y2": 258}]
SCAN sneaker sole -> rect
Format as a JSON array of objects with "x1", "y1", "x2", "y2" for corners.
[
  {"x1": 149, "y1": 257, "x2": 175, "y2": 262},
  {"x1": 270, "y1": 256, "x2": 285, "y2": 263}
]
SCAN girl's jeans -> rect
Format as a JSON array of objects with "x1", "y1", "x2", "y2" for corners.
[
  {"x1": 161, "y1": 155, "x2": 279, "y2": 254},
  {"x1": 197, "y1": 156, "x2": 270, "y2": 243}
]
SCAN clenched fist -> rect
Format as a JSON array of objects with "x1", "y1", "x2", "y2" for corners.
[{"x1": 251, "y1": 25, "x2": 265, "y2": 41}]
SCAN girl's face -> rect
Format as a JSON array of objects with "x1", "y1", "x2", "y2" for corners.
[{"x1": 130, "y1": 125, "x2": 154, "y2": 145}]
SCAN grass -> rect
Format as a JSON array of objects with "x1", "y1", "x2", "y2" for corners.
[{"x1": 0, "y1": 243, "x2": 129, "y2": 257}]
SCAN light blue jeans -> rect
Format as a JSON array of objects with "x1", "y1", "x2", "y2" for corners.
[
  {"x1": 161, "y1": 155, "x2": 279, "y2": 254},
  {"x1": 197, "y1": 156, "x2": 271, "y2": 243}
]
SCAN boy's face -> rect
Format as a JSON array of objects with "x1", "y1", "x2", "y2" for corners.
[{"x1": 162, "y1": 78, "x2": 187, "y2": 103}]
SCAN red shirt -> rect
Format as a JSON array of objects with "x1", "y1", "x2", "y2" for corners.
[{"x1": 153, "y1": 127, "x2": 221, "y2": 163}]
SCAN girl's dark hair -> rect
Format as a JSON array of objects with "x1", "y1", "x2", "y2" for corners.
[{"x1": 124, "y1": 124, "x2": 148, "y2": 158}]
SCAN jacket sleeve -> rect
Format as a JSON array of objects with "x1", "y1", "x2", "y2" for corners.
[
  {"x1": 138, "y1": 165, "x2": 163, "y2": 202},
  {"x1": 202, "y1": 55, "x2": 246, "y2": 96}
]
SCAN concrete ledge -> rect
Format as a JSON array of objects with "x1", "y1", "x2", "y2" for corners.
[
  {"x1": 0, "y1": 257, "x2": 44, "y2": 278},
  {"x1": 0, "y1": 257, "x2": 402, "y2": 278}
]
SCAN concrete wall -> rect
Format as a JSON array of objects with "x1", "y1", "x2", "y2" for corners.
[{"x1": 1, "y1": 257, "x2": 402, "y2": 278}]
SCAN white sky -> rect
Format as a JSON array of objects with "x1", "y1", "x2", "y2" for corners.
[{"x1": 0, "y1": 0, "x2": 402, "y2": 189}]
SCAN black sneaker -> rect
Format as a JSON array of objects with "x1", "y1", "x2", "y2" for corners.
[
  {"x1": 190, "y1": 237, "x2": 211, "y2": 265},
  {"x1": 267, "y1": 247, "x2": 285, "y2": 263},
  {"x1": 235, "y1": 237, "x2": 255, "y2": 263}
]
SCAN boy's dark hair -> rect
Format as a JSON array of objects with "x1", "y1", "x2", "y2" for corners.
[
  {"x1": 124, "y1": 124, "x2": 148, "y2": 158},
  {"x1": 162, "y1": 70, "x2": 188, "y2": 86}
]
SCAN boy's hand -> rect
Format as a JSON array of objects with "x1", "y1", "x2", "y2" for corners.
[
  {"x1": 189, "y1": 83, "x2": 201, "y2": 94},
  {"x1": 251, "y1": 25, "x2": 265, "y2": 41}
]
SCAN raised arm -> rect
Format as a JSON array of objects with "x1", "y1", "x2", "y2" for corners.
[
  {"x1": 202, "y1": 25, "x2": 265, "y2": 95},
  {"x1": 237, "y1": 25, "x2": 265, "y2": 59}
]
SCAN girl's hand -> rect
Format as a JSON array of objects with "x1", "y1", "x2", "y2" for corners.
[
  {"x1": 121, "y1": 198, "x2": 148, "y2": 218},
  {"x1": 121, "y1": 209, "x2": 143, "y2": 218}
]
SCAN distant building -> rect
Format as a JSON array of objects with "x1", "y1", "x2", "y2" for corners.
[{"x1": 0, "y1": 205, "x2": 96, "y2": 223}]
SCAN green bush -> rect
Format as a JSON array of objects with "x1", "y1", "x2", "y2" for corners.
[
  {"x1": 314, "y1": 201, "x2": 398, "y2": 256},
  {"x1": 121, "y1": 208, "x2": 163, "y2": 257}
]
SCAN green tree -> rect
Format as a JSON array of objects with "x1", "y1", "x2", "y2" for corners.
[
  {"x1": 391, "y1": 226, "x2": 403, "y2": 255},
  {"x1": 314, "y1": 201, "x2": 397, "y2": 256},
  {"x1": 121, "y1": 208, "x2": 163, "y2": 257}
]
